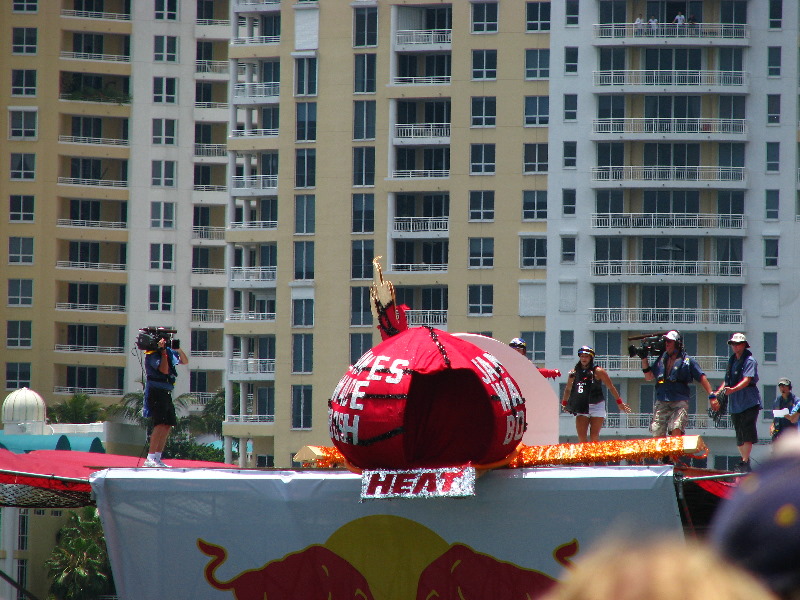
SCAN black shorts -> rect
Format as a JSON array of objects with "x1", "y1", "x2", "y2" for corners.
[
  {"x1": 731, "y1": 405, "x2": 760, "y2": 446},
  {"x1": 148, "y1": 387, "x2": 177, "y2": 427}
]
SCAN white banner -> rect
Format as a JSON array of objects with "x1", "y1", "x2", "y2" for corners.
[{"x1": 92, "y1": 466, "x2": 682, "y2": 600}]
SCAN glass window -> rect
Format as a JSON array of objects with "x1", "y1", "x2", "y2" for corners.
[
  {"x1": 769, "y1": 0, "x2": 782, "y2": 28},
  {"x1": 472, "y1": 97, "x2": 496, "y2": 127},
  {"x1": 470, "y1": 144, "x2": 495, "y2": 174},
  {"x1": 291, "y1": 384, "x2": 312, "y2": 428},
  {"x1": 295, "y1": 149, "x2": 316, "y2": 188},
  {"x1": 150, "y1": 201, "x2": 175, "y2": 228},
  {"x1": 523, "y1": 143, "x2": 548, "y2": 173},
  {"x1": 764, "y1": 238, "x2": 779, "y2": 267},
  {"x1": 352, "y1": 193, "x2": 374, "y2": 233},
  {"x1": 9, "y1": 237, "x2": 33, "y2": 264},
  {"x1": 152, "y1": 118, "x2": 176, "y2": 144},
  {"x1": 354, "y1": 54, "x2": 376, "y2": 93},
  {"x1": 155, "y1": 0, "x2": 177, "y2": 20},
  {"x1": 520, "y1": 331, "x2": 546, "y2": 362},
  {"x1": 6, "y1": 363, "x2": 31, "y2": 389},
  {"x1": 560, "y1": 330, "x2": 574, "y2": 357},
  {"x1": 353, "y1": 6, "x2": 378, "y2": 46},
  {"x1": 8, "y1": 279, "x2": 33, "y2": 306},
  {"x1": 350, "y1": 287, "x2": 372, "y2": 326},
  {"x1": 767, "y1": 47, "x2": 781, "y2": 76},
  {"x1": 9, "y1": 110, "x2": 36, "y2": 139},
  {"x1": 526, "y1": 2, "x2": 551, "y2": 31},
  {"x1": 151, "y1": 160, "x2": 176, "y2": 186},
  {"x1": 9, "y1": 195, "x2": 34, "y2": 222},
  {"x1": 565, "y1": 0, "x2": 579, "y2": 25},
  {"x1": 767, "y1": 94, "x2": 780, "y2": 124},
  {"x1": 562, "y1": 189, "x2": 576, "y2": 215},
  {"x1": 148, "y1": 285, "x2": 173, "y2": 311},
  {"x1": 766, "y1": 190, "x2": 779, "y2": 220},
  {"x1": 766, "y1": 142, "x2": 780, "y2": 172},
  {"x1": 294, "y1": 241, "x2": 314, "y2": 279},
  {"x1": 149, "y1": 243, "x2": 174, "y2": 269},
  {"x1": 525, "y1": 49, "x2": 550, "y2": 78},
  {"x1": 353, "y1": 147, "x2": 375, "y2": 186},
  {"x1": 564, "y1": 47, "x2": 578, "y2": 73},
  {"x1": 7, "y1": 321, "x2": 32, "y2": 348},
  {"x1": 561, "y1": 237, "x2": 577, "y2": 263},
  {"x1": 524, "y1": 96, "x2": 549, "y2": 126},
  {"x1": 13, "y1": 1, "x2": 38, "y2": 11},
  {"x1": 296, "y1": 57, "x2": 318, "y2": 95},
  {"x1": 472, "y1": 2, "x2": 498, "y2": 33},
  {"x1": 295, "y1": 194, "x2": 315, "y2": 233},
  {"x1": 563, "y1": 141, "x2": 577, "y2": 168},
  {"x1": 11, "y1": 70, "x2": 36, "y2": 96},
  {"x1": 353, "y1": 100, "x2": 375, "y2": 140},
  {"x1": 292, "y1": 298, "x2": 314, "y2": 327},
  {"x1": 296, "y1": 102, "x2": 317, "y2": 141},
  {"x1": 469, "y1": 190, "x2": 495, "y2": 221},
  {"x1": 153, "y1": 77, "x2": 177, "y2": 103},
  {"x1": 12, "y1": 28, "x2": 37, "y2": 54},
  {"x1": 472, "y1": 49, "x2": 497, "y2": 80},
  {"x1": 292, "y1": 335, "x2": 313, "y2": 373},
  {"x1": 352, "y1": 240, "x2": 374, "y2": 279},
  {"x1": 764, "y1": 332, "x2": 777, "y2": 363},
  {"x1": 468, "y1": 284, "x2": 493, "y2": 315},
  {"x1": 10, "y1": 154, "x2": 35, "y2": 180},
  {"x1": 563, "y1": 94, "x2": 577, "y2": 121},
  {"x1": 468, "y1": 237, "x2": 494, "y2": 268},
  {"x1": 154, "y1": 35, "x2": 178, "y2": 61},
  {"x1": 521, "y1": 237, "x2": 547, "y2": 267},
  {"x1": 523, "y1": 190, "x2": 547, "y2": 220},
  {"x1": 350, "y1": 333, "x2": 373, "y2": 364}
]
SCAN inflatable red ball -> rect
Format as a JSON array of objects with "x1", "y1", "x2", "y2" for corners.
[{"x1": 329, "y1": 327, "x2": 526, "y2": 470}]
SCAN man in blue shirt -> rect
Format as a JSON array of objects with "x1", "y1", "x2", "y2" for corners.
[
  {"x1": 771, "y1": 377, "x2": 799, "y2": 441},
  {"x1": 715, "y1": 332, "x2": 761, "y2": 473}
]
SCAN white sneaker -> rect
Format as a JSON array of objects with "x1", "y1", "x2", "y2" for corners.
[
  {"x1": 142, "y1": 458, "x2": 160, "y2": 468},
  {"x1": 155, "y1": 458, "x2": 172, "y2": 468}
]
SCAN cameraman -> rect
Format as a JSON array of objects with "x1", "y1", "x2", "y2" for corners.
[
  {"x1": 640, "y1": 330, "x2": 715, "y2": 441},
  {"x1": 143, "y1": 334, "x2": 188, "y2": 468}
]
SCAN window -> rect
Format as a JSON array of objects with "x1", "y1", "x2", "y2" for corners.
[
  {"x1": 472, "y1": 49, "x2": 497, "y2": 80},
  {"x1": 155, "y1": 0, "x2": 177, "y2": 20},
  {"x1": 563, "y1": 141, "x2": 577, "y2": 168},
  {"x1": 472, "y1": 97, "x2": 496, "y2": 127},
  {"x1": 354, "y1": 100, "x2": 376, "y2": 140},
  {"x1": 295, "y1": 194, "x2": 315, "y2": 234},
  {"x1": 6, "y1": 363, "x2": 31, "y2": 389},
  {"x1": 10, "y1": 196, "x2": 34, "y2": 222},
  {"x1": 350, "y1": 333, "x2": 373, "y2": 364},
  {"x1": 470, "y1": 144, "x2": 495, "y2": 174},
  {"x1": 353, "y1": 147, "x2": 375, "y2": 186},
  {"x1": 354, "y1": 6, "x2": 377, "y2": 47},
  {"x1": 294, "y1": 241, "x2": 314, "y2": 279},
  {"x1": 563, "y1": 94, "x2": 577, "y2": 121},
  {"x1": 7, "y1": 321, "x2": 32, "y2": 348},
  {"x1": 13, "y1": 0, "x2": 37, "y2": 11},
  {"x1": 351, "y1": 287, "x2": 372, "y2": 326},
  {"x1": 767, "y1": 95, "x2": 780, "y2": 124},
  {"x1": 469, "y1": 238, "x2": 494, "y2": 268},
  {"x1": 153, "y1": 77, "x2": 177, "y2": 103},
  {"x1": 526, "y1": 1, "x2": 551, "y2": 31},
  {"x1": 291, "y1": 385, "x2": 312, "y2": 428},
  {"x1": 521, "y1": 331, "x2": 546, "y2": 362},
  {"x1": 292, "y1": 298, "x2": 314, "y2": 327},
  {"x1": 764, "y1": 238, "x2": 779, "y2": 267},
  {"x1": 354, "y1": 54, "x2": 376, "y2": 93},
  {"x1": 523, "y1": 190, "x2": 547, "y2": 220},
  {"x1": 524, "y1": 96, "x2": 549, "y2": 126},
  {"x1": 766, "y1": 142, "x2": 780, "y2": 172},
  {"x1": 292, "y1": 334, "x2": 313, "y2": 373},
  {"x1": 152, "y1": 119, "x2": 176, "y2": 144},
  {"x1": 562, "y1": 189, "x2": 576, "y2": 215},
  {"x1": 523, "y1": 143, "x2": 548, "y2": 173},
  {"x1": 9, "y1": 237, "x2": 33, "y2": 264},
  {"x1": 8, "y1": 279, "x2": 32, "y2": 306},
  {"x1": 11, "y1": 70, "x2": 36, "y2": 96},
  {"x1": 296, "y1": 102, "x2": 317, "y2": 141},
  {"x1": 564, "y1": 47, "x2": 578, "y2": 73},
  {"x1": 521, "y1": 237, "x2": 547, "y2": 267},
  {"x1": 352, "y1": 240, "x2": 374, "y2": 279},
  {"x1": 766, "y1": 190, "x2": 779, "y2": 220},
  {"x1": 560, "y1": 330, "x2": 574, "y2": 357},
  {"x1": 769, "y1": 0, "x2": 782, "y2": 28},
  {"x1": 151, "y1": 160, "x2": 176, "y2": 186},
  {"x1": 9, "y1": 110, "x2": 36, "y2": 139},
  {"x1": 472, "y1": 2, "x2": 498, "y2": 33},
  {"x1": 12, "y1": 28, "x2": 37, "y2": 54},
  {"x1": 764, "y1": 332, "x2": 778, "y2": 363},
  {"x1": 561, "y1": 237, "x2": 576, "y2": 263},
  {"x1": 154, "y1": 35, "x2": 178, "y2": 61},
  {"x1": 469, "y1": 190, "x2": 495, "y2": 221},
  {"x1": 296, "y1": 57, "x2": 318, "y2": 95},
  {"x1": 352, "y1": 193, "x2": 374, "y2": 233},
  {"x1": 767, "y1": 47, "x2": 781, "y2": 77},
  {"x1": 150, "y1": 202, "x2": 175, "y2": 228},
  {"x1": 295, "y1": 149, "x2": 316, "y2": 188},
  {"x1": 10, "y1": 154, "x2": 35, "y2": 180},
  {"x1": 565, "y1": 0, "x2": 579, "y2": 25},
  {"x1": 468, "y1": 285, "x2": 493, "y2": 316},
  {"x1": 525, "y1": 49, "x2": 550, "y2": 79},
  {"x1": 149, "y1": 285, "x2": 173, "y2": 311},
  {"x1": 149, "y1": 243, "x2": 174, "y2": 269}
]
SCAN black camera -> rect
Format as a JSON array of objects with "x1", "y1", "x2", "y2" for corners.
[
  {"x1": 136, "y1": 326, "x2": 178, "y2": 352},
  {"x1": 627, "y1": 334, "x2": 667, "y2": 359}
]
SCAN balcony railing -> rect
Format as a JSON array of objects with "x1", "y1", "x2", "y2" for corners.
[
  {"x1": 229, "y1": 358, "x2": 275, "y2": 374},
  {"x1": 593, "y1": 118, "x2": 746, "y2": 135},
  {"x1": 191, "y1": 351, "x2": 224, "y2": 358},
  {"x1": 232, "y1": 35, "x2": 280, "y2": 45},
  {"x1": 392, "y1": 76, "x2": 451, "y2": 85},
  {"x1": 58, "y1": 134, "x2": 129, "y2": 146},
  {"x1": 232, "y1": 175, "x2": 278, "y2": 190},
  {"x1": 195, "y1": 101, "x2": 229, "y2": 109},
  {"x1": 591, "y1": 307, "x2": 744, "y2": 325},
  {"x1": 196, "y1": 60, "x2": 229, "y2": 74},
  {"x1": 226, "y1": 414, "x2": 276, "y2": 423},
  {"x1": 592, "y1": 166, "x2": 745, "y2": 182},
  {"x1": 593, "y1": 23, "x2": 749, "y2": 39},
  {"x1": 189, "y1": 392, "x2": 216, "y2": 406},
  {"x1": 592, "y1": 213, "x2": 744, "y2": 229},
  {"x1": 57, "y1": 218, "x2": 127, "y2": 229},
  {"x1": 191, "y1": 309, "x2": 225, "y2": 323},
  {"x1": 230, "y1": 266, "x2": 277, "y2": 281},
  {"x1": 54, "y1": 386, "x2": 123, "y2": 396},
  {"x1": 229, "y1": 220, "x2": 278, "y2": 230},
  {"x1": 55, "y1": 302, "x2": 125, "y2": 312},
  {"x1": 194, "y1": 143, "x2": 227, "y2": 157},
  {"x1": 54, "y1": 344, "x2": 124, "y2": 354},
  {"x1": 192, "y1": 226, "x2": 226, "y2": 240},
  {"x1": 595, "y1": 355, "x2": 729, "y2": 373},
  {"x1": 406, "y1": 310, "x2": 448, "y2": 327},
  {"x1": 193, "y1": 184, "x2": 227, "y2": 192},
  {"x1": 233, "y1": 82, "x2": 279, "y2": 99},
  {"x1": 391, "y1": 169, "x2": 449, "y2": 179},
  {"x1": 396, "y1": 29, "x2": 452, "y2": 45},
  {"x1": 192, "y1": 267, "x2": 226, "y2": 275},
  {"x1": 594, "y1": 70, "x2": 746, "y2": 86},
  {"x1": 230, "y1": 128, "x2": 279, "y2": 138},
  {"x1": 393, "y1": 217, "x2": 449, "y2": 233},
  {"x1": 60, "y1": 51, "x2": 130, "y2": 63},
  {"x1": 236, "y1": 0, "x2": 281, "y2": 5},
  {"x1": 394, "y1": 123, "x2": 451, "y2": 139},
  {"x1": 227, "y1": 311, "x2": 277, "y2": 321},
  {"x1": 197, "y1": 19, "x2": 230, "y2": 26},
  {"x1": 58, "y1": 176, "x2": 128, "y2": 187},
  {"x1": 600, "y1": 412, "x2": 732, "y2": 430},
  {"x1": 592, "y1": 260, "x2": 743, "y2": 277},
  {"x1": 60, "y1": 9, "x2": 130, "y2": 20},
  {"x1": 56, "y1": 260, "x2": 126, "y2": 271},
  {"x1": 391, "y1": 263, "x2": 448, "y2": 272}
]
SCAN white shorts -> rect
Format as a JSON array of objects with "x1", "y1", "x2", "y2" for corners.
[{"x1": 587, "y1": 402, "x2": 606, "y2": 418}]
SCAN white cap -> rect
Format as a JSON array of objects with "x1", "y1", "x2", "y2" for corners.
[
  {"x1": 665, "y1": 330, "x2": 681, "y2": 341},
  {"x1": 728, "y1": 332, "x2": 749, "y2": 347}
]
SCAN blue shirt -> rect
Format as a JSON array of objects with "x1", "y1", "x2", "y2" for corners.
[
  {"x1": 143, "y1": 348, "x2": 179, "y2": 418},
  {"x1": 773, "y1": 392, "x2": 800, "y2": 432},
  {"x1": 652, "y1": 351, "x2": 705, "y2": 402},
  {"x1": 724, "y1": 351, "x2": 761, "y2": 414}
]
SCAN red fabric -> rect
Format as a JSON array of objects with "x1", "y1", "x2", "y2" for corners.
[
  {"x1": 376, "y1": 303, "x2": 409, "y2": 340},
  {"x1": 695, "y1": 478, "x2": 738, "y2": 499}
]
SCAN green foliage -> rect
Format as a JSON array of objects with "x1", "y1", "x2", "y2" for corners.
[
  {"x1": 162, "y1": 429, "x2": 233, "y2": 462},
  {"x1": 47, "y1": 393, "x2": 105, "y2": 424},
  {"x1": 44, "y1": 507, "x2": 115, "y2": 600}
]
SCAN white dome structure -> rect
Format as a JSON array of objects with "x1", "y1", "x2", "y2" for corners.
[{"x1": 2, "y1": 387, "x2": 46, "y2": 426}]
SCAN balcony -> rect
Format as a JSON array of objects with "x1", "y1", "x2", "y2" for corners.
[
  {"x1": 227, "y1": 311, "x2": 277, "y2": 322},
  {"x1": 593, "y1": 23, "x2": 749, "y2": 42},
  {"x1": 595, "y1": 355, "x2": 728, "y2": 373},
  {"x1": 593, "y1": 70, "x2": 746, "y2": 88},
  {"x1": 392, "y1": 75, "x2": 451, "y2": 86},
  {"x1": 60, "y1": 51, "x2": 130, "y2": 63},
  {"x1": 55, "y1": 302, "x2": 125, "y2": 313},
  {"x1": 590, "y1": 307, "x2": 744, "y2": 326},
  {"x1": 592, "y1": 259, "x2": 743, "y2": 277},
  {"x1": 191, "y1": 309, "x2": 225, "y2": 323},
  {"x1": 405, "y1": 310, "x2": 447, "y2": 328},
  {"x1": 229, "y1": 220, "x2": 278, "y2": 230},
  {"x1": 396, "y1": 29, "x2": 452, "y2": 46},
  {"x1": 56, "y1": 260, "x2": 126, "y2": 271},
  {"x1": 232, "y1": 82, "x2": 279, "y2": 103},
  {"x1": 194, "y1": 144, "x2": 227, "y2": 158},
  {"x1": 229, "y1": 358, "x2": 276, "y2": 375},
  {"x1": 391, "y1": 263, "x2": 448, "y2": 273},
  {"x1": 193, "y1": 226, "x2": 226, "y2": 240},
  {"x1": 230, "y1": 266, "x2": 277, "y2": 285},
  {"x1": 54, "y1": 344, "x2": 124, "y2": 354},
  {"x1": 586, "y1": 412, "x2": 732, "y2": 431},
  {"x1": 592, "y1": 118, "x2": 746, "y2": 137},
  {"x1": 393, "y1": 216, "x2": 449, "y2": 235},
  {"x1": 391, "y1": 169, "x2": 449, "y2": 179},
  {"x1": 230, "y1": 128, "x2": 278, "y2": 139},
  {"x1": 196, "y1": 60, "x2": 229, "y2": 75},
  {"x1": 591, "y1": 213, "x2": 744, "y2": 230},
  {"x1": 232, "y1": 175, "x2": 278, "y2": 194},
  {"x1": 591, "y1": 166, "x2": 745, "y2": 185},
  {"x1": 231, "y1": 35, "x2": 280, "y2": 46},
  {"x1": 58, "y1": 134, "x2": 129, "y2": 146},
  {"x1": 192, "y1": 267, "x2": 225, "y2": 275},
  {"x1": 60, "y1": 9, "x2": 131, "y2": 20},
  {"x1": 58, "y1": 176, "x2": 128, "y2": 188},
  {"x1": 191, "y1": 351, "x2": 224, "y2": 358},
  {"x1": 226, "y1": 414, "x2": 275, "y2": 423},
  {"x1": 57, "y1": 218, "x2": 127, "y2": 229},
  {"x1": 394, "y1": 123, "x2": 450, "y2": 144},
  {"x1": 234, "y1": 0, "x2": 281, "y2": 9},
  {"x1": 53, "y1": 386, "x2": 123, "y2": 396}
]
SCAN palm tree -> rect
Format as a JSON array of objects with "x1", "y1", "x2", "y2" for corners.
[
  {"x1": 106, "y1": 389, "x2": 193, "y2": 428},
  {"x1": 44, "y1": 507, "x2": 115, "y2": 600},
  {"x1": 47, "y1": 393, "x2": 105, "y2": 424}
]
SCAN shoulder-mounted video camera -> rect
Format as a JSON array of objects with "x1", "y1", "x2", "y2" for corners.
[
  {"x1": 136, "y1": 326, "x2": 180, "y2": 351},
  {"x1": 627, "y1": 332, "x2": 668, "y2": 359}
]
